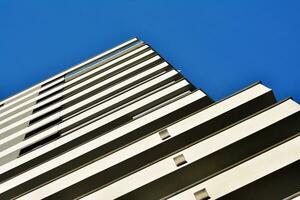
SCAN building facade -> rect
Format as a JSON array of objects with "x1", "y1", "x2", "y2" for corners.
[{"x1": 0, "y1": 38, "x2": 299, "y2": 200}]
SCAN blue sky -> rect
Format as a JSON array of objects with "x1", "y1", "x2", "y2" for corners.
[{"x1": 0, "y1": 0, "x2": 299, "y2": 102}]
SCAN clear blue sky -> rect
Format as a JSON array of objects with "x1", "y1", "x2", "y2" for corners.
[{"x1": 0, "y1": 0, "x2": 299, "y2": 102}]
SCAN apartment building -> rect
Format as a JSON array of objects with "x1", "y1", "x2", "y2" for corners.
[{"x1": 0, "y1": 38, "x2": 299, "y2": 200}]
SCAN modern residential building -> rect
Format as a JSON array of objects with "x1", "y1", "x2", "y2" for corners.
[{"x1": 0, "y1": 38, "x2": 299, "y2": 200}]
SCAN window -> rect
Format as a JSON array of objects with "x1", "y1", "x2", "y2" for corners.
[
  {"x1": 29, "y1": 106, "x2": 62, "y2": 125},
  {"x1": 36, "y1": 88, "x2": 63, "y2": 104},
  {"x1": 25, "y1": 118, "x2": 61, "y2": 139},
  {"x1": 65, "y1": 40, "x2": 143, "y2": 80},
  {"x1": 39, "y1": 81, "x2": 64, "y2": 95},
  {"x1": 33, "y1": 97, "x2": 63, "y2": 114},
  {"x1": 41, "y1": 76, "x2": 64, "y2": 88},
  {"x1": 19, "y1": 133, "x2": 61, "y2": 156}
]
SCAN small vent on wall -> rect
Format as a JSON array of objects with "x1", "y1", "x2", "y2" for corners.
[
  {"x1": 194, "y1": 188, "x2": 211, "y2": 200},
  {"x1": 173, "y1": 154, "x2": 187, "y2": 167},
  {"x1": 159, "y1": 129, "x2": 170, "y2": 140}
]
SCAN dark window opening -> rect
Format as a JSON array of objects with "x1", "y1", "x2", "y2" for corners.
[
  {"x1": 41, "y1": 76, "x2": 64, "y2": 87},
  {"x1": 33, "y1": 97, "x2": 63, "y2": 114},
  {"x1": 62, "y1": 58, "x2": 165, "y2": 115},
  {"x1": 63, "y1": 51, "x2": 155, "y2": 98},
  {"x1": 65, "y1": 40, "x2": 143, "y2": 80},
  {"x1": 25, "y1": 118, "x2": 61, "y2": 139},
  {"x1": 39, "y1": 81, "x2": 64, "y2": 95},
  {"x1": 36, "y1": 89, "x2": 63, "y2": 104},
  {"x1": 29, "y1": 106, "x2": 62, "y2": 125},
  {"x1": 19, "y1": 132, "x2": 61, "y2": 156}
]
